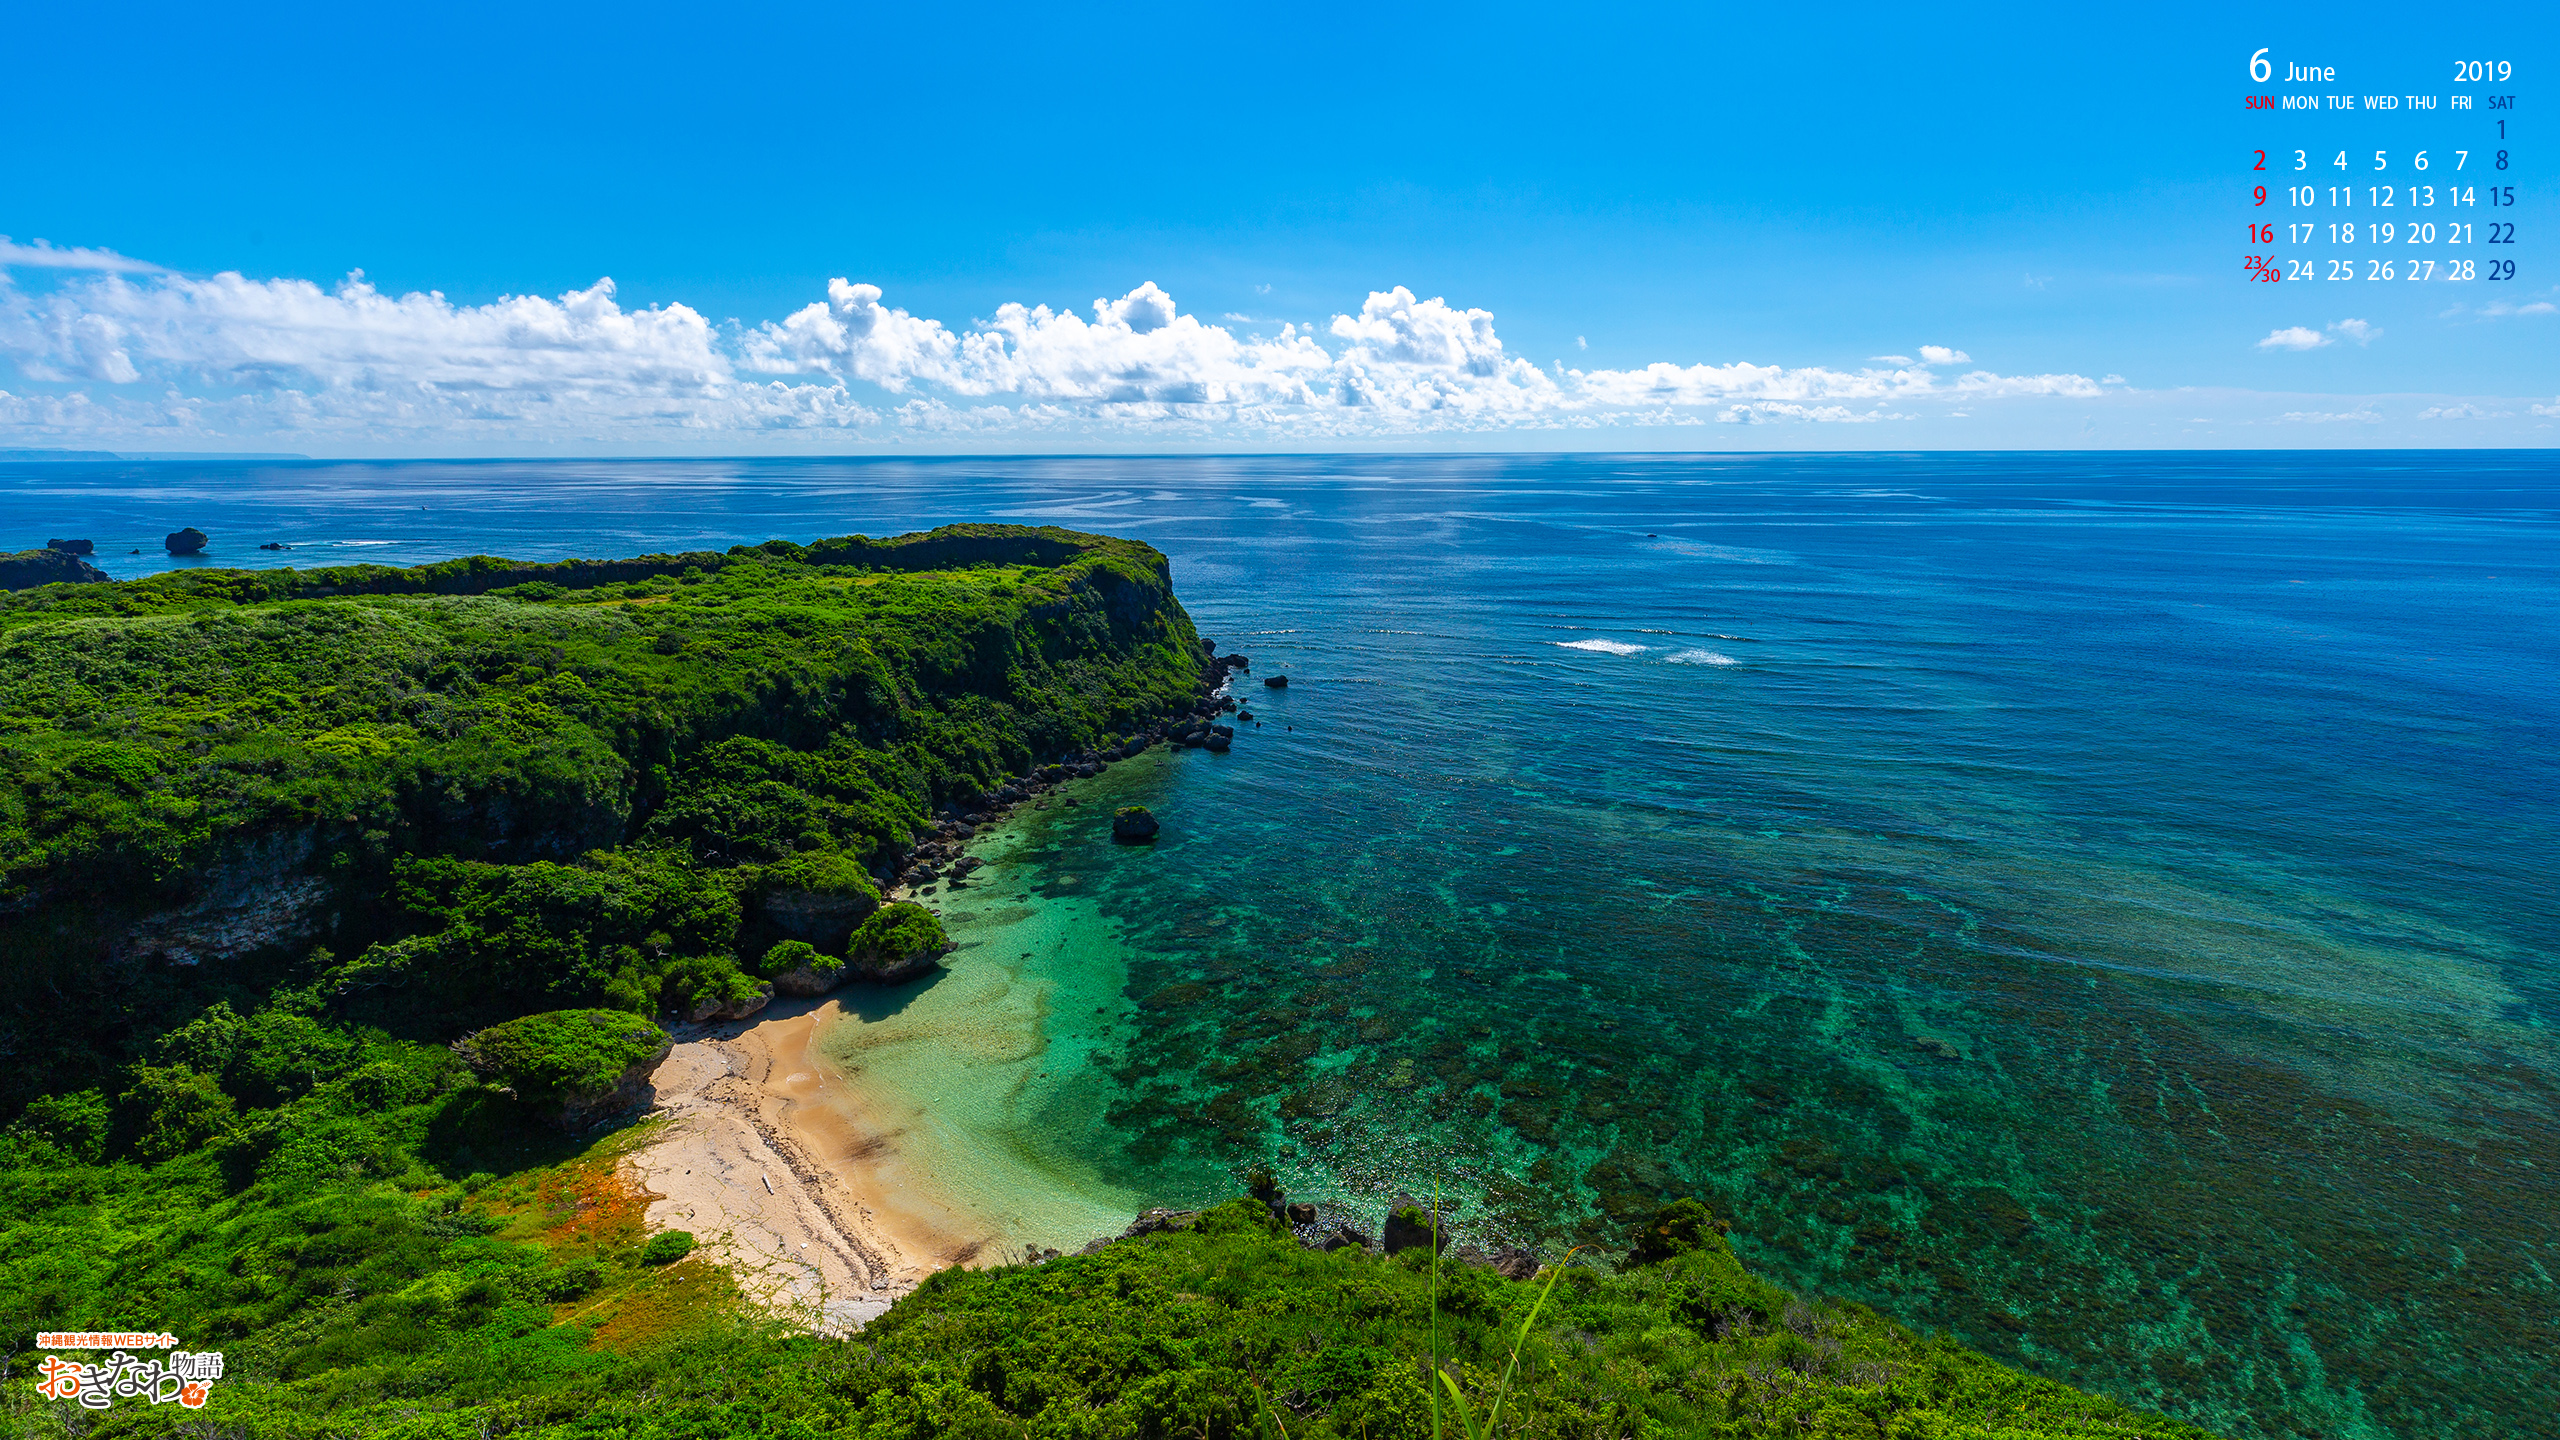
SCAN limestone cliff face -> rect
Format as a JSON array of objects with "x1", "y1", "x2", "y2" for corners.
[
  {"x1": 761, "y1": 887, "x2": 876, "y2": 955},
  {"x1": 113, "y1": 831, "x2": 336, "y2": 967}
]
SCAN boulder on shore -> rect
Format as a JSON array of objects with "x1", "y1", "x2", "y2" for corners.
[
  {"x1": 756, "y1": 851, "x2": 882, "y2": 953},
  {"x1": 686, "y1": 985, "x2": 772, "y2": 1023},
  {"x1": 1112, "y1": 805, "x2": 1161, "y2": 842},
  {"x1": 842, "y1": 901, "x2": 953, "y2": 982},
  {"x1": 165, "y1": 527, "x2": 210, "y2": 555},
  {"x1": 451, "y1": 1009, "x2": 672, "y2": 1131},
  {"x1": 762, "y1": 939, "x2": 850, "y2": 998},
  {"x1": 1382, "y1": 1196, "x2": 1452, "y2": 1254},
  {"x1": 0, "y1": 548, "x2": 110, "y2": 591},
  {"x1": 1127, "y1": 1207, "x2": 1202, "y2": 1237}
]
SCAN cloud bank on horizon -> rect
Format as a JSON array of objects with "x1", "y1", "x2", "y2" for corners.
[{"x1": 0, "y1": 245, "x2": 2104, "y2": 445}]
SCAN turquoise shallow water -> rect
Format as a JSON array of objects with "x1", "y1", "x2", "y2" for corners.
[{"x1": 6, "y1": 451, "x2": 2556, "y2": 1439}]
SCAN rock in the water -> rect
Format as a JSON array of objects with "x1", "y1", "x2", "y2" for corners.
[
  {"x1": 258, "y1": 541, "x2": 291, "y2": 551},
  {"x1": 164, "y1": 527, "x2": 210, "y2": 555},
  {"x1": 1263, "y1": 674, "x2": 1288, "y2": 688},
  {"x1": 1382, "y1": 1196, "x2": 1452, "y2": 1254},
  {"x1": 1204, "y1": 731, "x2": 1231, "y2": 752},
  {"x1": 1314, "y1": 1223, "x2": 1375, "y2": 1253},
  {"x1": 0, "y1": 548, "x2": 110, "y2": 591},
  {"x1": 45, "y1": 538, "x2": 94, "y2": 555},
  {"x1": 1112, "y1": 806, "x2": 1160, "y2": 842},
  {"x1": 1286, "y1": 1201, "x2": 1318, "y2": 1225}
]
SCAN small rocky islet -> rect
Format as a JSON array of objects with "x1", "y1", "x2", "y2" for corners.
[{"x1": 0, "y1": 528, "x2": 304, "y2": 590}]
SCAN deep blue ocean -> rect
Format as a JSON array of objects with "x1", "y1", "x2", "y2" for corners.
[{"x1": 5, "y1": 452, "x2": 2555, "y2": 1440}]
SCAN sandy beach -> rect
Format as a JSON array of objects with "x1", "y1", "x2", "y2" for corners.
[{"x1": 623, "y1": 993, "x2": 1010, "y2": 1334}]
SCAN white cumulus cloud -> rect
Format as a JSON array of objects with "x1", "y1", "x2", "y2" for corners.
[
  {"x1": 2, "y1": 248, "x2": 2113, "y2": 445},
  {"x1": 2260, "y1": 319, "x2": 2378, "y2": 351},
  {"x1": 2258, "y1": 326, "x2": 2331, "y2": 351},
  {"x1": 0, "y1": 237, "x2": 168, "y2": 274}
]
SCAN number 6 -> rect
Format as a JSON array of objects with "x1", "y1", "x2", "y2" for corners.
[
  {"x1": 2251, "y1": 48, "x2": 2271, "y2": 83},
  {"x1": 2415, "y1": 151, "x2": 2428, "y2": 170}
]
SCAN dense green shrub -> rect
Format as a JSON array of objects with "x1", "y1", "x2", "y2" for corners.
[
  {"x1": 451, "y1": 1010, "x2": 669, "y2": 1107},
  {"x1": 116, "y1": 1064, "x2": 239, "y2": 1161},
  {"x1": 1626, "y1": 1194, "x2": 1729, "y2": 1265},
  {"x1": 640, "y1": 1230, "x2": 696, "y2": 1265},
  {"x1": 328, "y1": 850, "x2": 740, "y2": 1020},
  {"x1": 646, "y1": 735, "x2": 921, "y2": 867},
  {"x1": 846, "y1": 901, "x2": 950, "y2": 971},
  {"x1": 755, "y1": 848, "x2": 882, "y2": 906},
  {"x1": 755, "y1": 939, "x2": 843, "y2": 988},
  {"x1": 661, "y1": 955, "x2": 763, "y2": 1016},
  {"x1": 9, "y1": 1088, "x2": 112, "y2": 1162}
]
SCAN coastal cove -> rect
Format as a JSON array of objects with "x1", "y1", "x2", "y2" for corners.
[{"x1": 2, "y1": 452, "x2": 2554, "y2": 1440}]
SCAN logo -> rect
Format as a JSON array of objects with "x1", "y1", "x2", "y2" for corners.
[{"x1": 30, "y1": 1333, "x2": 224, "y2": 1411}]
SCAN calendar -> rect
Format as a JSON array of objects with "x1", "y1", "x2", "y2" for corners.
[{"x1": 2244, "y1": 50, "x2": 2520, "y2": 285}]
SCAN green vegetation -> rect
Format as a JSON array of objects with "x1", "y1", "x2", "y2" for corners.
[
  {"x1": 0, "y1": 528, "x2": 2221, "y2": 1436},
  {"x1": 0, "y1": 1139, "x2": 2221, "y2": 1440},
  {"x1": 451, "y1": 1010, "x2": 669, "y2": 1113},
  {"x1": 844, "y1": 900, "x2": 949, "y2": 978},
  {"x1": 0, "y1": 524, "x2": 1204, "y2": 1108},
  {"x1": 756, "y1": 938, "x2": 836, "y2": 980}
]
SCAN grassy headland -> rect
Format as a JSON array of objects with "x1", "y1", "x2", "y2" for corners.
[{"x1": 0, "y1": 527, "x2": 2219, "y2": 1437}]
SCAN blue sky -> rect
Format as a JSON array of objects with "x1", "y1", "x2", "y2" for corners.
[{"x1": 1, "y1": 1, "x2": 2550, "y2": 453}]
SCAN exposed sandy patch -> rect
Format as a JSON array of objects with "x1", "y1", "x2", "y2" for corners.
[{"x1": 622, "y1": 993, "x2": 1005, "y2": 1334}]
